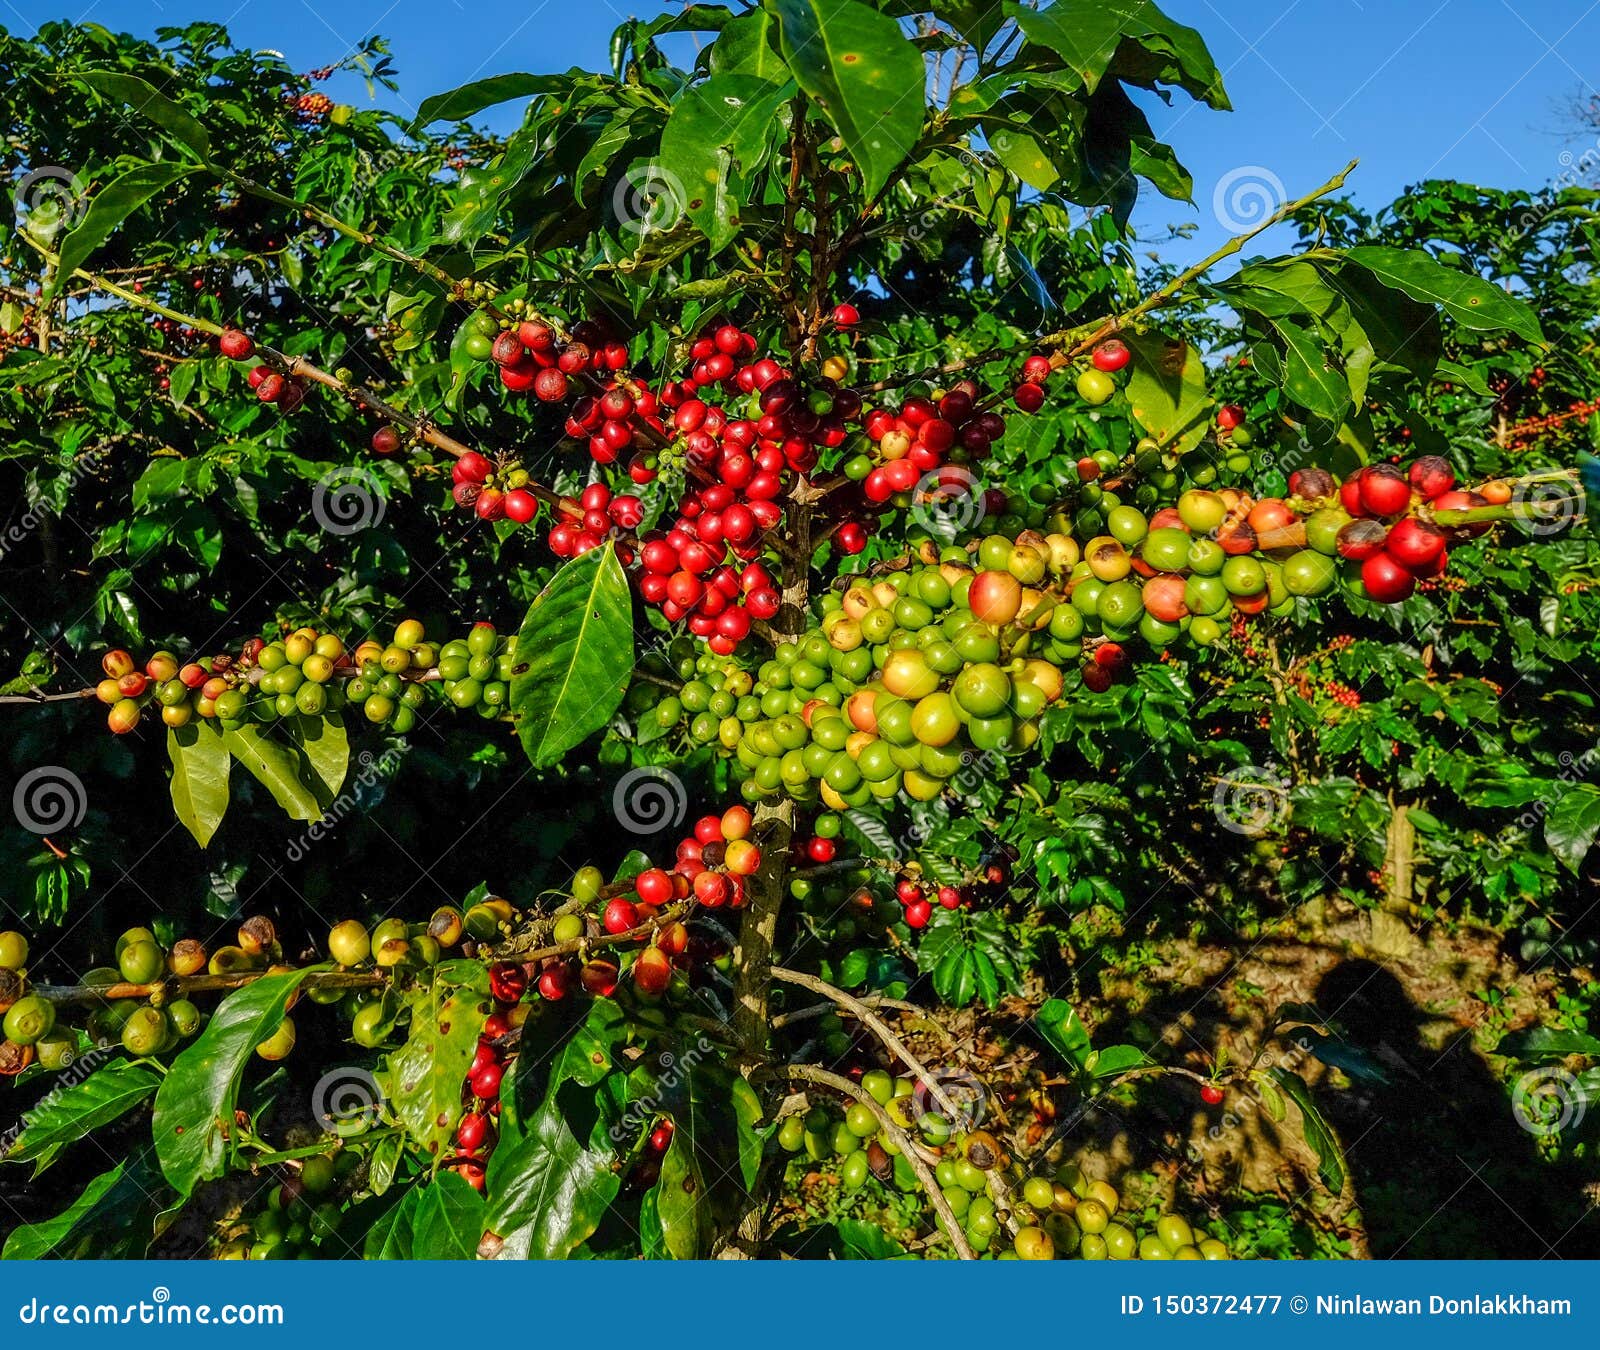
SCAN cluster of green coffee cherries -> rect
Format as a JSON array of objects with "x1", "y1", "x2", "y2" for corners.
[
  {"x1": 95, "y1": 618, "x2": 518, "y2": 738},
  {"x1": 1013, "y1": 1165, "x2": 1232, "y2": 1261},
  {"x1": 213, "y1": 1154, "x2": 358, "y2": 1260},
  {"x1": 0, "y1": 924, "x2": 281, "y2": 1071},
  {"x1": 642, "y1": 550, "x2": 1071, "y2": 810}
]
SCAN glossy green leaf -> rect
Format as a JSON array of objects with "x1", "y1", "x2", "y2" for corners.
[
  {"x1": 1008, "y1": 0, "x2": 1229, "y2": 108},
  {"x1": 365, "y1": 1171, "x2": 485, "y2": 1259},
  {"x1": 772, "y1": 0, "x2": 926, "y2": 199},
  {"x1": 76, "y1": 73, "x2": 211, "y2": 159},
  {"x1": 2, "y1": 1149, "x2": 165, "y2": 1259},
  {"x1": 152, "y1": 968, "x2": 318, "y2": 1195},
  {"x1": 483, "y1": 1079, "x2": 620, "y2": 1259},
  {"x1": 168, "y1": 721, "x2": 230, "y2": 848},
  {"x1": 1545, "y1": 784, "x2": 1600, "y2": 873},
  {"x1": 387, "y1": 981, "x2": 491, "y2": 1166},
  {"x1": 414, "y1": 73, "x2": 559, "y2": 127},
  {"x1": 286, "y1": 714, "x2": 349, "y2": 804},
  {"x1": 1267, "y1": 1066, "x2": 1346, "y2": 1194},
  {"x1": 1124, "y1": 329, "x2": 1211, "y2": 454},
  {"x1": 47, "y1": 162, "x2": 195, "y2": 301},
  {"x1": 2, "y1": 1058, "x2": 161, "y2": 1164},
  {"x1": 510, "y1": 543, "x2": 635, "y2": 769},
  {"x1": 1343, "y1": 246, "x2": 1544, "y2": 344},
  {"x1": 221, "y1": 724, "x2": 323, "y2": 822},
  {"x1": 660, "y1": 75, "x2": 792, "y2": 250},
  {"x1": 1037, "y1": 998, "x2": 1091, "y2": 1070}
]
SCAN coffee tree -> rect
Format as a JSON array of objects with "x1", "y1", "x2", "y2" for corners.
[{"x1": 0, "y1": 7, "x2": 1589, "y2": 1260}]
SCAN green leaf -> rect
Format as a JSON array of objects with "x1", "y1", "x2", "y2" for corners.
[
  {"x1": 286, "y1": 714, "x2": 349, "y2": 803},
  {"x1": 152, "y1": 968, "x2": 318, "y2": 1195},
  {"x1": 2, "y1": 1149, "x2": 165, "y2": 1259},
  {"x1": 1495, "y1": 1026, "x2": 1600, "y2": 1060},
  {"x1": 772, "y1": 0, "x2": 926, "y2": 199},
  {"x1": 168, "y1": 721, "x2": 230, "y2": 848},
  {"x1": 76, "y1": 73, "x2": 211, "y2": 160},
  {"x1": 1266, "y1": 1067, "x2": 1346, "y2": 1194},
  {"x1": 1343, "y1": 247, "x2": 1544, "y2": 344},
  {"x1": 414, "y1": 73, "x2": 559, "y2": 127},
  {"x1": 1545, "y1": 785, "x2": 1600, "y2": 873},
  {"x1": 833, "y1": 1217, "x2": 910, "y2": 1258},
  {"x1": 3, "y1": 1058, "x2": 161, "y2": 1164},
  {"x1": 712, "y1": 7, "x2": 791, "y2": 83},
  {"x1": 1036, "y1": 998, "x2": 1092, "y2": 1070},
  {"x1": 46, "y1": 162, "x2": 195, "y2": 302},
  {"x1": 387, "y1": 981, "x2": 491, "y2": 1166},
  {"x1": 1261, "y1": 317, "x2": 1350, "y2": 418},
  {"x1": 1123, "y1": 329, "x2": 1210, "y2": 454},
  {"x1": 221, "y1": 723, "x2": 324, "y2": 822},
  {"x1": 484, "y1": 1080, "x2": 621, "y2": 1259},
  {"x1": 365, "y1": 1172, "x2": 486, "y2": 1259},
  {"x1": 1008, "y1": 0, "x2": 1229, "y2": 108},
  {"x1": 659, "y1": 75, "x2": 792, "y2": 251},
  {"x1": 510, "y1": 544, "x2": 635, "y2": 769}
]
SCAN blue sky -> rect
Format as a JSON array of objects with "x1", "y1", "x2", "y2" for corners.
[{"x1": 8, "y1": 0, "x2": 1600, "y2": 265}]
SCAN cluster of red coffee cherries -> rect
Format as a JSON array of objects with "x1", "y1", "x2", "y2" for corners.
[
  {"x1": 1081, "y1": 640, "x2": 1134, "y2": 693},
  {"x1": 1298, "y1": 456, "x2": 1491, "y2": 604},
  {"x1": 856, "y1": 379, "x2": 1011, "y2": 504},
  {"x1": 218, "y1": 326, "x2": 308, "y2": 415},
  {"x1": 893, "y1": 876, "x2": 969, "y2": 930},
  {"x1": 545, "y1": 481, "x2": 644, "y2": 556}
]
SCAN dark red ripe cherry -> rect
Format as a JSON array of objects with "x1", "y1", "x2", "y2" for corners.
[
  {"x1": 896, "y1": 878, "x2": 923, "y2": 905},
  {"x1": 1358, "y1": 463, "x2": 1412, "y2": 517},
  {"x1": 1083, "y1": 663, "x2": 1113, "y2": 693},
  {"x1": 457, "y1": 1112, "x2": 489, "y2": 1151},
  {"x1": 1216, "y1": 403, "x2": 1245, "y2": 430},
  {"x1": 533, "y1": 367, "x2": 569, "y2": 402},
  {"x1": 492, "y1": 330, "x2": 525, "y2": 366},
  {"x1": 1385, "y1": 517, "x2": 1446, "y2": 570},
  {"x1": 603, "y1": 898, "x2": 639, "y2": 934},
  {"x1": 649, "y1": 1121, "x2": 675, "y2": 1153},
  {"x1": 1431, "y1": 489, "x2": 1492, "y2": 539},
  {"x1": 538, "y1": 964, "x2": 571, "y2": 1000},
  {"x1": 635, "y1": 868, "x2": 673, "y2": 907},
  {"x1": 1014, "y1": 382, "x2": 1045, "y2": 413},
  {"x1": 487, "y1": 962, "x2": 527, "y2": 1003},
  {"x1": 937, "y1": 886, "x2": 962, "y2": 910},
  {"x1": 475, "y1": 488, "x2": 506, "y2": 520},
  {"x1": 503, "y1": 489, "x2": 538, "y2": 524},
  {"x1": 519, "y1": 321, "x2": 555, "y2": 351},
  {"x1": 1022, "y1": 354, "x2": 1053, "y2": 383},
  {"x1": 457, "y1": 451, "x2": 492, "y2": 483},
  {"x1": 1287, "y1": 466, "x2": 1335, "y2": 501},
  {"x1": 1201, "y1": 1084, "x2": 1225, "y2": 1106},
  {"x1": 470, "y1": 1061, "x2": 504, "y2": 1100},
  {"x1": 1336, "y1": 518, "x2": 1389, "y2": 561},
  {"x1": 832, "y1": 303, "x2": 860, "y2": 327},
  {"x1": 1091, "y1": 339, "x2": 1130, "y2": 373},
  {"x1": 1408, "y1": 455, "x2": 1455, "y2": 500},
  {"x1": 370, "y1": 425, "x2": 401, "y2": 455},
  {"x1": 218, "y1": 328, "x2": 254, "y2": 360},
  {"x1": 1361, "y1": 551, "x2": 1416, "y2": 604},
  {"x1": 807, "y1": 835, "x2": 836, "y2": 863},
  {"x1": 1339, "y1": 470, "x2": 1369, "y2": 517},
  {"x1": 903, "y1": 899, "x2": 932, "y2": 929}
]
